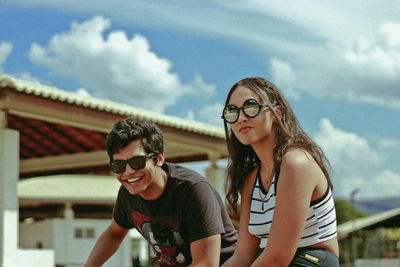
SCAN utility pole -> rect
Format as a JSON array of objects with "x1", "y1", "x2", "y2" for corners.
[{"x1": 350, "y1": 188, "x2": 359, "y2": 265}]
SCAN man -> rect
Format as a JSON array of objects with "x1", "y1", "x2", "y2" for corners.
[{"x1": 85, "y1": 117, "x2": 237, "y2": 267}]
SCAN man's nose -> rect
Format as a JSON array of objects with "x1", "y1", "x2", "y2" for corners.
[{"x1": 124, "y1": 163, "x2": 137, "y2": 174}]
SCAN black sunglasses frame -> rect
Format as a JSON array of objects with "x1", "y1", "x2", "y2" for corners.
[
  {"x1": 221, "y1": 98, "x2": 269, "y2": 124},
  {"x1": 110, "y1": 152, "x2": 155, "y2": 174}
]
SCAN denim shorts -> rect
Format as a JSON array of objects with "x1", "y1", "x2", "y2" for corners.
[{"x1": 289, "y1": 247, "x2": 339, "y2": 267}]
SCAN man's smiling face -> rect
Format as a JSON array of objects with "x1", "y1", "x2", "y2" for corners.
[{"x1": 113, "y1": 139, "x2": 164, "y2": 200}]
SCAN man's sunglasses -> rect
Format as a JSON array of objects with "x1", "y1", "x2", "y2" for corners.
[
  {"x1": 221, "y1": 98, "x2": 269, "y2": 124},
  {"x1": 109, "y1": 152, "x2": 155, "y2": 174}
]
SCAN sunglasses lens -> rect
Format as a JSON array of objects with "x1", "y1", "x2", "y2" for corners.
[
  {"x1": 110, "y1": 160, "x2": 127, "y2": 174},
  {"x1": 110, "y1": 153, "x2": 155, "y2": 173},
  {"x1": 127, "y1": 156, "x2": 146, "y2": 170},
  {"x1": 223, "y1": 105, "x2": 239, "y2": 123},
  {"x1": 243, "y1": 99, "x2": 260, "y2": 117}
]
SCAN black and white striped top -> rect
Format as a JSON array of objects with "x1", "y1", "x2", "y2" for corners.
[{"x1": 248, "y1": 169, "x2": 337, "y2": 248}]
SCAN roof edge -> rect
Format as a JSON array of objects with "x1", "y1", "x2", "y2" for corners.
[{"x1": 0, "y1": 74, "x2": 226, "y2": 138}]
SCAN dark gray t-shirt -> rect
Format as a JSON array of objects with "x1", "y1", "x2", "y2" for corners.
[{"x1": 113, "y1": 162, "x2": 237, "y2": 266}]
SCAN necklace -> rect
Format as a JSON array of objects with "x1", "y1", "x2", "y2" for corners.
[{"x1": 258, "y1": 167, "x2": 273, "y2": 211}]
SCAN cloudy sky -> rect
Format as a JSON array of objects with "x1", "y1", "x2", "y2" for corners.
[{"x1": 1, "y1": 0, "x2": 400, "y2": 200}]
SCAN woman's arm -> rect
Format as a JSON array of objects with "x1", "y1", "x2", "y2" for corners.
[
  {"x1": 251, "y1": 149, "x2": 327, "y2": 267},
  {"x1": 222, "y1": 168, "x2": 261, "y2": 267}
]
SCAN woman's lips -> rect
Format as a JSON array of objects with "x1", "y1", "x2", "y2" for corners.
[{"x1": 239, "y1": 126, "x2": 252, "y2": 133}]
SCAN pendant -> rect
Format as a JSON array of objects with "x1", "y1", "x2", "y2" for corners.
[{"x1": 262, "y1": 201, "x2": 264, "y2": 211}]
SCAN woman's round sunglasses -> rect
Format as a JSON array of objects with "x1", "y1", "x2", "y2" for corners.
[
  {"x1": 221, "y1": 98, "x2": 269, "y2": 124},
  {"x1": 110, "y1": 152, "x2": 155, "y2": 174}
]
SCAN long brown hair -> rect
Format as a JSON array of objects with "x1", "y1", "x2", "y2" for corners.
[{"x1": 223, "y1": 77, "x2": 332, "y2": 214}]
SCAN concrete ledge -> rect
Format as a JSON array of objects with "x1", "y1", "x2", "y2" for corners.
[{"x1": 17, "y1": 249, "x2": 54, "y2": 267}]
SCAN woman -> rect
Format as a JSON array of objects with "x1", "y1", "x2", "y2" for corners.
[{"x1": 221, "y1": 77, "x2": 339, "y2": 266}]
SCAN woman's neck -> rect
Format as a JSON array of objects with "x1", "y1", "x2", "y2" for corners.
[{"x1": 252, "y1": 135, "x2": 276, "y2": 170}]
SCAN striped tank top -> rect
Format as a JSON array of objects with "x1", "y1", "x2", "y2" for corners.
[{"x1": 248, "y1": 169, "x2": 337, "y2": 248}]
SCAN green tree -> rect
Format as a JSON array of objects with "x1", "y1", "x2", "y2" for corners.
[{"x1": 334, "y1": 198, "x2": 366, "y2": 225}]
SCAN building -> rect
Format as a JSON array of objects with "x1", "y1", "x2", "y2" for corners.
[
  {"x1": 0, "y1": 74, "x2": 229, "y2": 267},
  {"x1": 18, "y1": 174, "x2": 133, "y2": 267},
  {"x1": 338, "y1": 207, "x2": 400, "y2": 266}
]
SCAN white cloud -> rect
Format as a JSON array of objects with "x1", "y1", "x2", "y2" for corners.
[
  {"x1": 27, "y1": 16, "x2": 215, "y2": 113},
  {"x1": 185, "y1": 110, "x2": 196, "y2": 121},
  {"x1": 361, "y1": 170, "x2": 400, "y2": 199},
  {"x1": 6, "y1": 0, "x2": 400, "y2": 40},
  {"x1": 187, "y1": 73, "x2": 216, "y2": 99},
  {"x1": 197, "y1": 102, "x2": 224, "y2": 127},
  {"x1": 380, "y1": 23, "x2": 400, "y2": 46},
  {"x1": 232, "y1": 1, "x2": 399, "y2": 41},
  {"x1": 313, "y1": 118, "x2": 392, "y2": 199},
  {"x1": 315, "y1": 119, "x2": 381, "y2": 165},
  {"x1": 0, "y1": 41, "x2": 45, "y2": 83},
  {"x1": 270, "y1": 22, "x2": 400, "y2": 109},
  {"x1": 343, "y1": 23, "x2": 400, "y2": 82},
  {"x1": 379, "y1": 138, "x2": 400, "y2": 149},
  {"x1": 269, "y1": 58, "x2": 298, "y2": 99},
  {"x1": 6, "y1": 1, "x2": 400, "y2": 112},
  {"x1": 11, "y1": 72, "x2": 42, "y2": 83},
  {"x1": 76, "y1": 88, "x2": 92, "y2": 97},
  {"x1": 0, "y1": 41, "x2": 13, "y2": 72}
]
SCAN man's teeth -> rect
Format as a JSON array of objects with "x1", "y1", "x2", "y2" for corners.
[{"x1": 127, "y1": 177, "x2": 140, "y2": 183}]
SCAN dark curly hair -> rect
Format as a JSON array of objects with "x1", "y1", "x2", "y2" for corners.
[{"x1": 106, "y1": 117, "x2": 163, "y2": 163}]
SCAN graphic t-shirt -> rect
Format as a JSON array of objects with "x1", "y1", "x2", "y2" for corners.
[{"x1": 113, "y1": 163, "x2": 237, "y2": 266}]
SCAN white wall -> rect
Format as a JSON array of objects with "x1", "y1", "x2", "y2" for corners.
[
  {"x1": 0, "y1": 128, "x2": 19, "y2": 266},
  {"x1": 17, "y1": 249, "x2": 54, "y2": 267},
  {"x1": 19, "y1": 219, "x2": 53, "y2": 249},
  {"x1": 2, "y1": 127, "x2": 54, "y2": 267},
  {"x1": 53, "y1": 218, "x2": 112, "y2": 265},
  {"x1": 20, "y1": 218, "x2": 132, "y2": 267},
  {"x1": 355, "y1": 258, "x2": 400, "y2": 267}
]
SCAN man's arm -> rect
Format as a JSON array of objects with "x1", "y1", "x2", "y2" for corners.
[
  {"x1": 85, "y1": 219, "x2": 129, "y2": 267},
  {"x1": 189, "y1": 234, "x2": 221, "y2": 267}
]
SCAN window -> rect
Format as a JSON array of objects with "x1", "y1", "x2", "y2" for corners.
[
  {"x1": 75, "y1": 228, "x2": 83, "y2": 238},
  {"x1": 86, "y1": 228, "x2": 95, "y2": 238},
  {"x1": 75, "y1": 228, "x2": 95, "y2": 239}
]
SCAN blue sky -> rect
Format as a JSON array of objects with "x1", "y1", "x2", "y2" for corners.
[{"x1": 1, "y1": 0, "x2": 400, "y2": 200}]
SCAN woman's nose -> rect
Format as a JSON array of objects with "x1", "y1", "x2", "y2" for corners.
[{"x1": 237, "y1": 109, "x2": 248, "y2": 122}]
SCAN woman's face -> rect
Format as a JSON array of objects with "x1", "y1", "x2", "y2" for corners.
[{"x1": 228, "y1": 85, "x2": 276, "y2": 146}]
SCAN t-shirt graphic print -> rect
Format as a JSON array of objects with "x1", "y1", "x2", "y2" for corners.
[{"x1": 132, "y1": 210, "x2": 188, "y2": 266}]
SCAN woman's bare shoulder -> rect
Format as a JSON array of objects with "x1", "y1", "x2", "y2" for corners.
[
  {"x1": 281, "y1": 148, "x2": 316, "y2": 170},
  {"x1": 280, "y1": 148, "x2": 326, "y2": 191}
]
